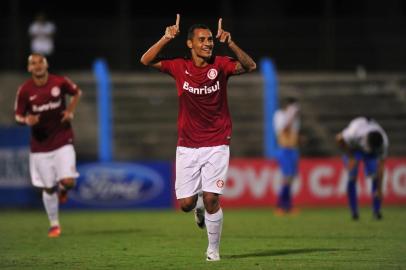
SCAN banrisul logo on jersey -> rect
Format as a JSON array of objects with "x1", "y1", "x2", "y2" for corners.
[
  {"x1": 66, "y1": 162, "x2": 172, "y2": 209},
  {"x1": 182, "y1": 81, "x2": 220, "y2": 95}
]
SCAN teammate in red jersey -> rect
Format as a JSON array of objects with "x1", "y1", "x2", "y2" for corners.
[
  {"x1": 141, "y1": 14, "x2": 256, "y2": 261},
  {"x1": 14, "y1": 53, "x2": 82, "y2": 238}
]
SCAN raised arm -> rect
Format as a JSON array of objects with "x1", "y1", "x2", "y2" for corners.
[
  {"x1": 140, "y1": 14, "x2": 180, "y2": 69},
  {"x1": 335, "y1": 133, "x2": 349, "y2": 153},
  {"x1": 335, "y1": 132, "x2": 357, "y2": 171},
  {"x1": 216, "y1": 18, "x2": 256, "y2": 74},
  {"x1": 281, "y1": 104, "x2": 300, "y2": 133}
]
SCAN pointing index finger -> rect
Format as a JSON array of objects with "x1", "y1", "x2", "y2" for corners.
[
  {"x1": 176, "y1": 14, "x2": 180, "y2": 28},
  {"x1": 218, "y1": 18, "x2": 222, "y2": 31},
  {"x1": 216, "y1": 18, "x2": 223, "y2": 38}
]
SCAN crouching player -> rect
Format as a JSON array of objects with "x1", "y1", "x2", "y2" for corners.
[{"x1": 336, "y1": 116, "x2": 389, "y2": 220}]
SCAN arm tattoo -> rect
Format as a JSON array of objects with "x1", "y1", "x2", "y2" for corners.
[{"x1": 229, "y1": 41, "x2": 256, "y2": 74}]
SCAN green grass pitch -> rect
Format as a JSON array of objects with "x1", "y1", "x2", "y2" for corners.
[{"x1": 1, "y1": 207, "x2": 405, "y2": 269}]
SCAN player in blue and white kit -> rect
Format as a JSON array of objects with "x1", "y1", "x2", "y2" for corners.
[
  {"x1": 273, "y1": 97, "x2": 300, "y2": 214},
  {"x1": 336, "y1": 117, "x2": 389, "y2": 220}
]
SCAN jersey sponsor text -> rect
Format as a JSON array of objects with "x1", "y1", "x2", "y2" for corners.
[
  {"x1": 32, "y1": 99, "x2": 62, "y2": 112},
  {"x1": 182, "y1": 81, "x2": 220, "y2": 95}
]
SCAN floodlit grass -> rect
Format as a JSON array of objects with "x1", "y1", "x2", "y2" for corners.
[{"x1": 0, "y1": 207, "x2": 405, "y2": 269}]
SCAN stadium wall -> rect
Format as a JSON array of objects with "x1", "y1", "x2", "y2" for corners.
[
  {"x1": 2, "y1": 157, "x2": 405, "y2": 208},
  {"x1": 222, "y1": 158, "x2": 406, "y2": 208}
]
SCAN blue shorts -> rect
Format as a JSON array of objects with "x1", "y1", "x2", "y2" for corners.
[
  {"x1": 276, "y1": 148, "x2": 299, "y2": 177},
  {"x1": 343, "y1": 151, "x2": 378, "y2": 178}
]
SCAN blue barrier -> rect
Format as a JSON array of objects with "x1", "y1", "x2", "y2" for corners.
[
  {"x1": 93, "y1": 59, "x2": 113, "y2": 162},
  {"x1": 260, "y1": 58, "x2": 279, "y2": 158}
]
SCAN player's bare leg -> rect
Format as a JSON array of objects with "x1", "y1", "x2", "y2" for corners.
[
  {"x1": 58, "y1": 177, "x2": 75, "y2": 204},
  {"x1": 177, "y1": 192, "x2": 205, "y2": 228},
  {"x1": 203, "y1": 192, "x2": 222, "y2": 261},
  {"x1": 178, "y1": 194, "x2": 198, "y2": 212},
  {"x1": 178, "y1": 194, "x2": 206, "y2": 228},
  {"x1": 42, "y1": 187, "x2": 61, "y2": 237}
]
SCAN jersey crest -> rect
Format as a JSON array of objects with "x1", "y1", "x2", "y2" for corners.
[{"x1": 207, "y1": 68, "x2": 218, "y2": 80}]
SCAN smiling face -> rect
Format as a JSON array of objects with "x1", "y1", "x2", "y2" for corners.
[
  {"x1": 187, "y1": 28, "x2": 214, "y2": 63},
  {"x1": 27, "y1": 54, "x2": 48, "y2": 78}
]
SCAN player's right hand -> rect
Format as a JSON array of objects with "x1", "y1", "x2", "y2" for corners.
[
  {"x1": 164, "y1": 14, "x2": 180, "y2": 40},
  {"x1": 25, "y1": 114, "x2": 40, "y2": 126}
]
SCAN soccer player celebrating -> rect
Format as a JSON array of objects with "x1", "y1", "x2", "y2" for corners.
[
  {"x1": 336, "y1": 117, "x2": 389, "y2": 220},
  {"x1": 14, "y1": 53, "x2": 82, "y2": 237},
  {"x1": 140, "y1": 14, "x2": 256, "y2": 261},
  {"x1": 273, "y1": 97, "x2": 300, "y2": 215}
]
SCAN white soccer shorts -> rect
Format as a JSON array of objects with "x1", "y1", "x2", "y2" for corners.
[
  {"x1": 175, "y1": 145, "x2": 229, "y2": 199},
  {"x1": 29, "y1": 144, "x2": 79, "y2": 188}
]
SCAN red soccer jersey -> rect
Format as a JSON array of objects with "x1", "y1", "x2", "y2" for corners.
[
  {"x1": 160, "y1": 56, "x2": 237, "y2": 147},
  {"x1": 14, "y1": 74, "x2": 79, "y2": 153}
]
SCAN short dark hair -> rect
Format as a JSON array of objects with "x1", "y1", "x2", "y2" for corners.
[
  {"x1": 367, "y1": 131, "x2": 383, "y2": 153},
  {"x1": 187, "y1": 24, "x2": 211, "y2": 40},
  {"x1": 281, "y1": 97, "x2": 298, "y2": 108}
]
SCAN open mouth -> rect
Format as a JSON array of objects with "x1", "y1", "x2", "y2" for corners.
[
  {"x1": 34, "y1": 69, "x2": 46, "y2": 76},
  {"x1": 202, "y1": 47, "x2": 212, "y2": 54}
]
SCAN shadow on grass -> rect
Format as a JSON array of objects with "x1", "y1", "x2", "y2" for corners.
[
  {"x1": 223, "y1": 248, "x2": 365, "y2": 259},
  {"x1": 232, "y1": 235, "x2": 382, "y2": 240},
  {"x1": 76, "y1": 228, "x2": 144, "y2": 235}
]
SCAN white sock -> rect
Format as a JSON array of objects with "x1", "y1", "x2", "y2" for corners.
[
  {"x1": 196, "y1": 192, "x2": 204, "y2": 209},
  {"x1": 205, "y1": 208, "x2": 223, "y2": 253},
  {"x1": 42, "y1": 190, "x2": 59, "y2": 227}
]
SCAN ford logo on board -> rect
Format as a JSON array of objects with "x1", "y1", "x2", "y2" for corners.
[{"x1": 70, "y1": 162, "x2": 165, "y2": 207}]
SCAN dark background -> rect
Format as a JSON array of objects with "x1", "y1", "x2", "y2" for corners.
[{"x1": 2, "y1": 0, "x2": 406, "y2": 71}]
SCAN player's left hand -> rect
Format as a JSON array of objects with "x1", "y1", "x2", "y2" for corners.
[
  {"x1": 288, "y1": 104, "x2": 300, "y2": 116},
  {"x1": 216, "y1": 18, "x2": 232, "y2": 45},
  {"x1": 61, "y1": 110, "x2": 74, "y2": 122}
]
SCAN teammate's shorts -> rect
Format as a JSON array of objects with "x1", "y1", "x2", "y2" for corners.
[
  {"x1": 175, "y1": 145, "x2": 229, "y2": 199},
  {"x1": 276, "y1": 147, "x2": 299, "y2": 178},
  {"x1": 343, "y1": 150, "x2": 379, "y2": 178},
  {"x1": 29, "y1": 144, "x2": 79, "y2": 188}
]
